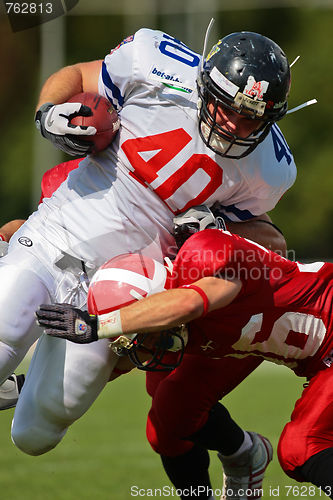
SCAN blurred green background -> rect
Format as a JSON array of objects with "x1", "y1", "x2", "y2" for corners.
[{"x1": 0, "y1": 2, "x2": 332, "y2": 258}]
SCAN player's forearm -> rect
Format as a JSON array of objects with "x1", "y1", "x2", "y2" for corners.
[
  {"x1": 36, "y1": 65, "x2": 84, "y2": 110},
  {"x1": 36, "y1": 278, "x2": 242, "y2": 343},
  {"x1": 97, "y1": 277, "x2": 242, "y2": 339},
  {"x1": 97, "y1": 288, "x2": 203, "y2": 339}
]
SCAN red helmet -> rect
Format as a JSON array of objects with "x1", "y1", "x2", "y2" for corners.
[
  {"x1": 88, "y1": 253, "x2": 171, "y2": 315},
  {"x1": 88, "y1": 253, "x2": 187, "y2": 371}
]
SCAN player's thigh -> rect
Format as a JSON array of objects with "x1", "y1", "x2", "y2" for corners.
[
  {"x1": 12, "y1": 334, "x2": 118, "y2": 455},
  {"x1": 0, "y1": 250, "x2": 51, "y2": 345},
  {"x1": 147, "y1": 355, "x2": 261, "y2": 455},
  {"x1": 150, "y1": 354, "x2": 261, "y2": 434},
  {"x1": 147, "y1": 354, "x2": 223, "y2": 456},
  {"x1": 278, "y1": 366, "x2": 333, "y2": 480},
  {"x1": 145, "y1": 353, "x2": 179, "y2": 397},
  {"x1": 17, "y1": 334, "x2": 117, "y2": 420}
]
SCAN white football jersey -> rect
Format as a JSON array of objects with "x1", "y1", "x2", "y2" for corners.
[
  {"x1": 98, "y1": 29, "x2": 296, "y2": 219},
  {"x1": 12, "y1": 28, "x2": 296, "y2": 280}
]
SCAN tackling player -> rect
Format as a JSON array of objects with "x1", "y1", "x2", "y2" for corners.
[
  {"x1": 1, "y1": 27, "x2": 296, "y2": 463},
  {"x1": 37, "y1": 224, "x2": 333, "y2": 499}
]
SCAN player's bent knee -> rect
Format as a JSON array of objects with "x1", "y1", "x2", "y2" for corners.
[
  {"x1": 146, "y1": 409, "x2": 191, "y2": 457},
  {"x1": 278, "y1": 426, "x2": 296, "y2": 476},
  {"x1": 11, "y1": 418, "x2": 66, "y2": 456},
  {"x1": 12, "y1": 340, "x2": 112, "y2": 456},
  {"x1": 278, "y1": 424, "x2": 309, "y2": 481},
  {"x1": 11, "y1": 383, "x2": 72, "y2": 455},
  {"x1": 11, "y1": 384, "x2": 70, "y2": 455}
]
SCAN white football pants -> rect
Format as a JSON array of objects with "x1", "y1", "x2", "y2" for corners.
[
  {"x1": 12, "y1": 334, "x2": 118, "y2": 455},
  {"x1": 0, "y1": 248, "x2": 116, "y2": 455}
]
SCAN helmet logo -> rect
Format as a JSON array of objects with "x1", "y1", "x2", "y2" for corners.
[
  {"x1": 206, "y1": 40, "x2": 222, "y2": 61},
  {"x1": 244, "y1": 76, "x2": 269, "y2": 101}
]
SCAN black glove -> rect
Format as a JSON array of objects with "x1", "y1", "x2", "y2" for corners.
[
  {"x1": 35, "y1": 102, "x2": 95, "y2": 156},
  {"x1": 36, "y1": 303, "x2": 98, "y2": 344}
]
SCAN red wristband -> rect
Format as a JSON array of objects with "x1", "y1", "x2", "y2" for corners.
[
  {"x1": 180, "y1": 284, "x2": 209, "y2": 317},
  {"x1": 0, "y1": 234, "x2": 6, "y2": 242}
]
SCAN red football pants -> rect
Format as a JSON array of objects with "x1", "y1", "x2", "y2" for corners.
[
  {"x1": 278, "y1": 366, "x2": 333, "y2": 481},
  {"x1": 146, "y1": 353, "x2": 262, "y2": 456}
]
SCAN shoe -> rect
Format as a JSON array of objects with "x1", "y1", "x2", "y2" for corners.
[
  {"x1": 218, "y1": 432, "x2": 273, "y2": 500},
  {"x1": 0, "y1": 374, "x2": 25, "y2": 410}
]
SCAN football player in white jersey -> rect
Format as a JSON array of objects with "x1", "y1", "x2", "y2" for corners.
[{"x1": 1, "y1": 28, "x2": 296, "y2": 461}]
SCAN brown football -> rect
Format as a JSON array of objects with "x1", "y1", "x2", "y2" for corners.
[{"x1": 67, "y1": 92, "x2": 120, "y2": 153}]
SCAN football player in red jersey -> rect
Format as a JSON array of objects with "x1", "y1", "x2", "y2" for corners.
[{"x1": 38, "y1": 219, "x2": 333, "y2": 499}]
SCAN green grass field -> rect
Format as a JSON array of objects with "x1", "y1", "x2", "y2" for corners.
[{"x1": 0, "y1": 362, "x2": 328, "y2": 500}]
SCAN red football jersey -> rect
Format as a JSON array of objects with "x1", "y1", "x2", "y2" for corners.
[{"x1": 172, "y1": 229, "x2": 333, "y2": 378}]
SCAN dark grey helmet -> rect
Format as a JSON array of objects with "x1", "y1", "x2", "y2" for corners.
[{"x1": 197, "y1": 31, "x2": 291, "y2": 158}]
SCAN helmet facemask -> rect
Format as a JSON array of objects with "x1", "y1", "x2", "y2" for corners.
[
  {"x1": 199, "y1": 86, "x2": 273, "y2": 159},
  {"x1": 110, "y1": 325, "x2": 188, "y2": 372},
  {"x1": 198, "y1": 81, "x2": 272, "y2": 159}
]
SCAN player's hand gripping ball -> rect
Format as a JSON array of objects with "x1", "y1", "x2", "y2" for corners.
[
  {"x1": 35, "y1": 93, "x2": 120, "y2": 156},
  {"x1": 67, "y1": 92, "x2": 120, "y2": 153}
]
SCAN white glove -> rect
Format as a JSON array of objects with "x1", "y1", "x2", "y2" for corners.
[
  {"x1": 173, "y1": 205, "x2": 226, "y2": 249},
  {"x1": 35, "y1": 102, "x2": 97, "y2": 156}
]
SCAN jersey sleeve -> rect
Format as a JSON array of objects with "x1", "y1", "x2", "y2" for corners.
[
  {"x1": 97, "y1": 34, "x2": 136, "y2": 110},
  {"x1": 98, "y1": 28, "x2": 199, "y2": 112},
  {"x1": 98, "y1": 29, "x2": 165, "y2": 111}
]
